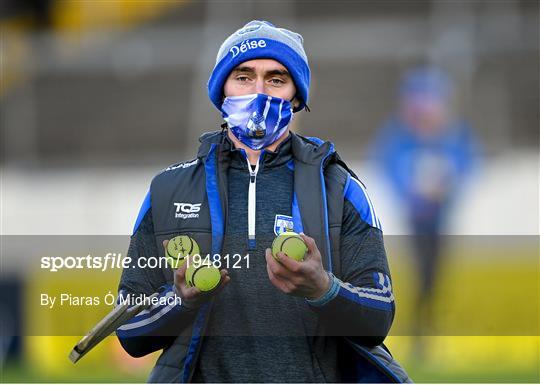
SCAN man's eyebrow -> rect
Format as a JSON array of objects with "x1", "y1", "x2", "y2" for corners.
[
  {"x1": 231, "y1": 67, "x2": 290, "y2": 77},
  {"x1": 266, "y1": 69, "x2": 290, "y2": 77},
  {"x1": 232, "y1": 66, "x2": 256, "y2": 74}
]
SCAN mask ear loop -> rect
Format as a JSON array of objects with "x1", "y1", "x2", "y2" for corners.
[
  {"x1": 292, "y1": 94, "x2": 310, "y2": 112},
  {"x1": 220, "y1": 122, "x2": 228, "y2": 145},
  {"x1": 220, "y1": 94, "x2": 229, "y2": 135}
]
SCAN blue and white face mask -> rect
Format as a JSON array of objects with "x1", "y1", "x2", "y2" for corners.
[{"x1": 221, "y1": 93, "x2": 294, "y2": 150}]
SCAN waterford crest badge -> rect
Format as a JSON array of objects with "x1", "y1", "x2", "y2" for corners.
[{"x1": 274, "y1": 214, "x2": 294, "y2": 236}]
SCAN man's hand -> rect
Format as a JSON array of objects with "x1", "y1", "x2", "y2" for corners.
[
  {"x1": 265, "y1": 233, "x2": 330, "y2": 300},
  {"x1": 163, "y1": 240, "x2": 230, "y2": 310}
]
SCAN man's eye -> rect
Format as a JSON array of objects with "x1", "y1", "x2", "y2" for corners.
[
  {"x1": 237, "y1": 76, "x2": 250, "y2": 82},
  {"x1": 270, "y1": 78, "x2": 284, "y2": 85}
]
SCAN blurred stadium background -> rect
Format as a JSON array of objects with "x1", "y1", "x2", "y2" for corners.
[{"x1": 1, "y1": 0, "x2": 538, "y2": 382}]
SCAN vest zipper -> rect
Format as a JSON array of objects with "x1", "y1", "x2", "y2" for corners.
[{"x1": 245, "y1": 155, "x2": 261, "y2": 250}]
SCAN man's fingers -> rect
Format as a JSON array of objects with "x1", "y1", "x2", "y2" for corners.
[
  {"x1": 162, "y1": 239, "x2": 169, "y2": 249},
  {"x1": 173, "y1": 256, "x2": 194, "y2": 298},
  {"x1": 178, "y1": 282, "x2": 200, "y2": 299},
  {"x1": 276, "y1": 251, "x2": 302, "y2": 273},
  {"x1": 299, "y1": 233, "x2": 323, "y2": 263},
  {"x1": 265, "y1": 248, "x2": 280, "y2": 273},
  {"x1": 266, "y1": 263, "x2": 292, "y2": 293},
  {"x1": 300, "y1": 233, "x2": 317, "y2": 253},
  {"x1": 266, "y1": 251, "x2": 304, "y2": 292},
  {"x1": 212, "y1": 273, "x2": 231, "y2": 296},
  {"x1": 217, "y1": 269, "x2": 230, "y2": 288},
  {"x1": 174, "y1": 258, "x2": 188, "y2": 281},
  {"x1": 266, "y1": 251, "x2": 294, "y2": 281}
]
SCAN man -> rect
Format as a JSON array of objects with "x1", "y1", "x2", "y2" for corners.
[
  {"x1": 116, "y1": 20, "x2": 410, "y2": 383},
  {"x1": 371, "y1": 67, "x2": 478, "y2": 354}
]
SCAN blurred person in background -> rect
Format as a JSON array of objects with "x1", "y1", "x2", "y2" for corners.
[{"x1": 371, "y1": 67, "x2": 480, "y2": 354}]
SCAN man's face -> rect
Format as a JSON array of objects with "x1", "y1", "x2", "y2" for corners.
[
  {"x1": 223, "y1": 59, "x2": 297, "y2": 105},
  {"x1": 400, "y1": 94, "x2": 449, "y2": 137}
]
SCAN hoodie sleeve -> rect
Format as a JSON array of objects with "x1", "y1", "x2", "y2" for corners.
[
  {"x1": 307, "y1": 175, "x2": 395, "y2": 346},
  {"x1": 115, "y1": 196, "x2": 197, "y2": 358}
]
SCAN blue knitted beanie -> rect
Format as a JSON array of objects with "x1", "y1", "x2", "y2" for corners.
[
  {"x1": 399, "y1": 67, "x2": 452, "y2": 100},
  {"x1": 208, "y1": 20, "x2": 310, "y2": 112}
]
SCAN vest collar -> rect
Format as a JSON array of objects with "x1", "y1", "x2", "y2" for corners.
[
  {"x1": 197, "y1": 130, "x2": 229, "y2": 159},
  {"x1": 197, "y1": 129, "x2": 335, "y2": 167}
]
